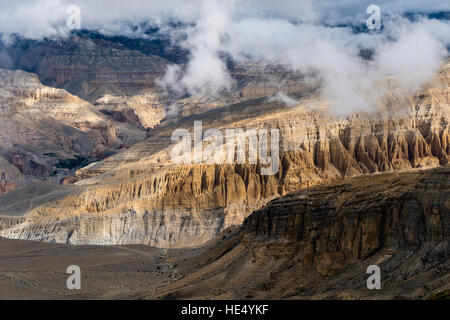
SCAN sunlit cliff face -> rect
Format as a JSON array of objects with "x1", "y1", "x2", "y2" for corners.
[{"x1": 0, "y1": 0, "x2": 449, "y2": 113}]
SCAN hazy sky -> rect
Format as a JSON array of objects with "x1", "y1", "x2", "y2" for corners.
[{"x1": 0, "y1": 0, "x2": 448, "y2": 36}]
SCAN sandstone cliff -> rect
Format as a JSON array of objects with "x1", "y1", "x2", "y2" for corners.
[
  {"x1": 137, "y1": 164, "x2": 449, "y2": 299},
  {"x1": 0, "y1": 165, "x2": 446, "y2": 300},
  {"x1": 1, "y1": 63, "x2": 448, "y2": 247},
  {"x1": 0, "y1": 69, "x2": 146, "y2": 188},
  {"x1": 94, "y1": 93, "x2": 166, "y2": 129},
  {"x1": 5, "y1": 36, "x2": 169, "y2": 103}
]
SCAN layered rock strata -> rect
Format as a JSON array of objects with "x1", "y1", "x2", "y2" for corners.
[
  {"x1": 139, "y1": 165, "x2": 449, "y2": 299},
  {"x1": 0, "y1": 69, "x2": 147, "y2": 186},
  {"x1": 94, "y1": 93, "x2": 166, "y2": 129}
]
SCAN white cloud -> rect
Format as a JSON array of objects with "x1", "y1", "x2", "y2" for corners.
[
  {"x1": 270, "y1": 92, "x2": 298, "y2": 107},
  {"x1": 0, "y1": 0, "x2": 69, "y2": 40},
  {"x1": 0, "y1": 0, "x2": 449, "y2": 112},
  {"x1": 158, "y1": 0, "x2": 234, "y2": 97}
]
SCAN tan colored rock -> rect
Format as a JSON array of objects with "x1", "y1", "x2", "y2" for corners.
[
  {"x1": 136, "y1": 165, "x2": 449, "y2": 300},
  {"x1": 0, "y1": 69, "x2": 146, "y2": 185},
  {"x1": 1, "y1": 62, "x2": 449, "y2": 248},
  {"x1": 94, "y1": 93, "x2": 166, "y2": 129}
]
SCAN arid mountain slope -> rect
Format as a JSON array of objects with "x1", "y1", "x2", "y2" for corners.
[
  {"x1": 0, "y1": 165, "x2": 447, "y2": 300},
  {"x1": 138, "y1": 164, "x2": 449, "y2": 300},
  {"x1": 1, "y1": 63, "x2": 448, "y2": 247},
  {"x1": 0, "y1": 69, "x2": 147, "y2": 192},
  {"x1": 2, "y1": 36, "x2": 169, "y2": 103},
  {"x1": 94, "y1": 93, "x2": 166, "y2": 129},
  {"x1": 1, "y1": 36, "x2": 169, "y2": 136}
]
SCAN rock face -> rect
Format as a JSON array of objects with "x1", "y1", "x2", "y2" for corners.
[
  {"x1": 0, "y1": 166, "x2": 447, "y2": 300},
  {"x1": 169, "y1": 64, "x2": 318, "y2": 119},
  {"x1": 94, "y1": 93, "x2": 166, "y2": 129},
  {"x1": 0, "y1": 155, "x2": 22, "y2": 195},
  {"x1": 137, "y1": 165, "x2": 449, "y2": 300},
  {"x1": 4, "y1": 36, "x2": 169, "y2": 103},
  {"x1": 244, "y1": 165, "x2": 449, "y2": 276},
  {"x1": 0, "y1": 180, "x2": 18, "y2": 196},
  {"x1": 1, "y1": 62, "x2": 448, "y2": 247},
  {"x1": 0, "y1": 216, "x2": 25, "y2": 231},
  {"x1": 0, "y1": 69, "x2": 146, "y2": 187},
  {"x1": 231, "y1": 63, "x2": 316, "y2": 100}
]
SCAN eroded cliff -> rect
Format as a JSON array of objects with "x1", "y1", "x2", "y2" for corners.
[
  {"x1": 0, "y1": 69, "x2": 147, "y2": 190},
  {"x1": 137, "y1": 164, "x2": 449, "y2": 299},
  {"x1": 1, "y1": 62, "x2": 448, "y2": 247}
]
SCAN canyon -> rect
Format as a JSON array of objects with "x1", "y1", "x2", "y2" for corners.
[
  {"x1": 140, "y1": 164, "x2": 450, "y2": 299},
  {"x1": 0, "y1": 164, "x2": 448, "y2": 299},
  {"x1": 0, "y1": 61, "x2": 448, "y2": 248},
  {"x1": 0, "y1": 68, "x2": 152, "y2": 194},
  {"x1": 0, "y1": 30, "x2": 448, "y2": 300}
]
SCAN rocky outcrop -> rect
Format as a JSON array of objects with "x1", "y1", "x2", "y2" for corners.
[
  {"x1": 0, "y1": 216, "x2": 25, "y2": 231},
  {"x1": 137, "y1": 165, "x2": 449, "y2": 300},
  {"x1": 0, "y1": 155, "x2": 22, "y2": 195},
  {"x1": 94, "y1": 93, "x2": 166, "y2": 129},
  {"x1": 0, "y1": 69, "x2": 147, "y2": 186},
  {"x1": 0, "y1": 163, "x2": 273, "y2": 247},
  {"x1": 244, "y1": 164, "x2": 449, "y2": 276},
  {"x1": 6, "y1": 36, "x2": 169, "y2": 103},
  {"x1": 0, "y1": 166, "x2": 447, "y2": 300},
  {"x1": 1, "y1": 62, "x2": 449, "y2": 248},
  {"x1": 230, "y1": 63, "x2": 317, "y2": 100}
]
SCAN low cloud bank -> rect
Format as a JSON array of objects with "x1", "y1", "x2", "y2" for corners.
[{"x1": 1, "y1": 0, "x2": 449, "y2": 112}]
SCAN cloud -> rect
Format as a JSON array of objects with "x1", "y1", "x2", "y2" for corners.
[
  {"x1": 160, "y1": 2, "x2": 449, "y2": 112},
  {"x1": 375, "y1": 20, "x2": 448, "y2": 91},
  {"x1": 158, "y1": 0, "x2": 234, "y2": 97},
  {"x1": 0, "y1": 0, "x2": 70, "y2": 40},
  {"x1": 0, "y1": 0, "x2": 449, "y2": 112},
  {"x1": 270, "y1": 92, "x2": 298, "y2": 107},
  {"x1": 0, "y1": 0, "x2": 448, "y2": 39}
]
